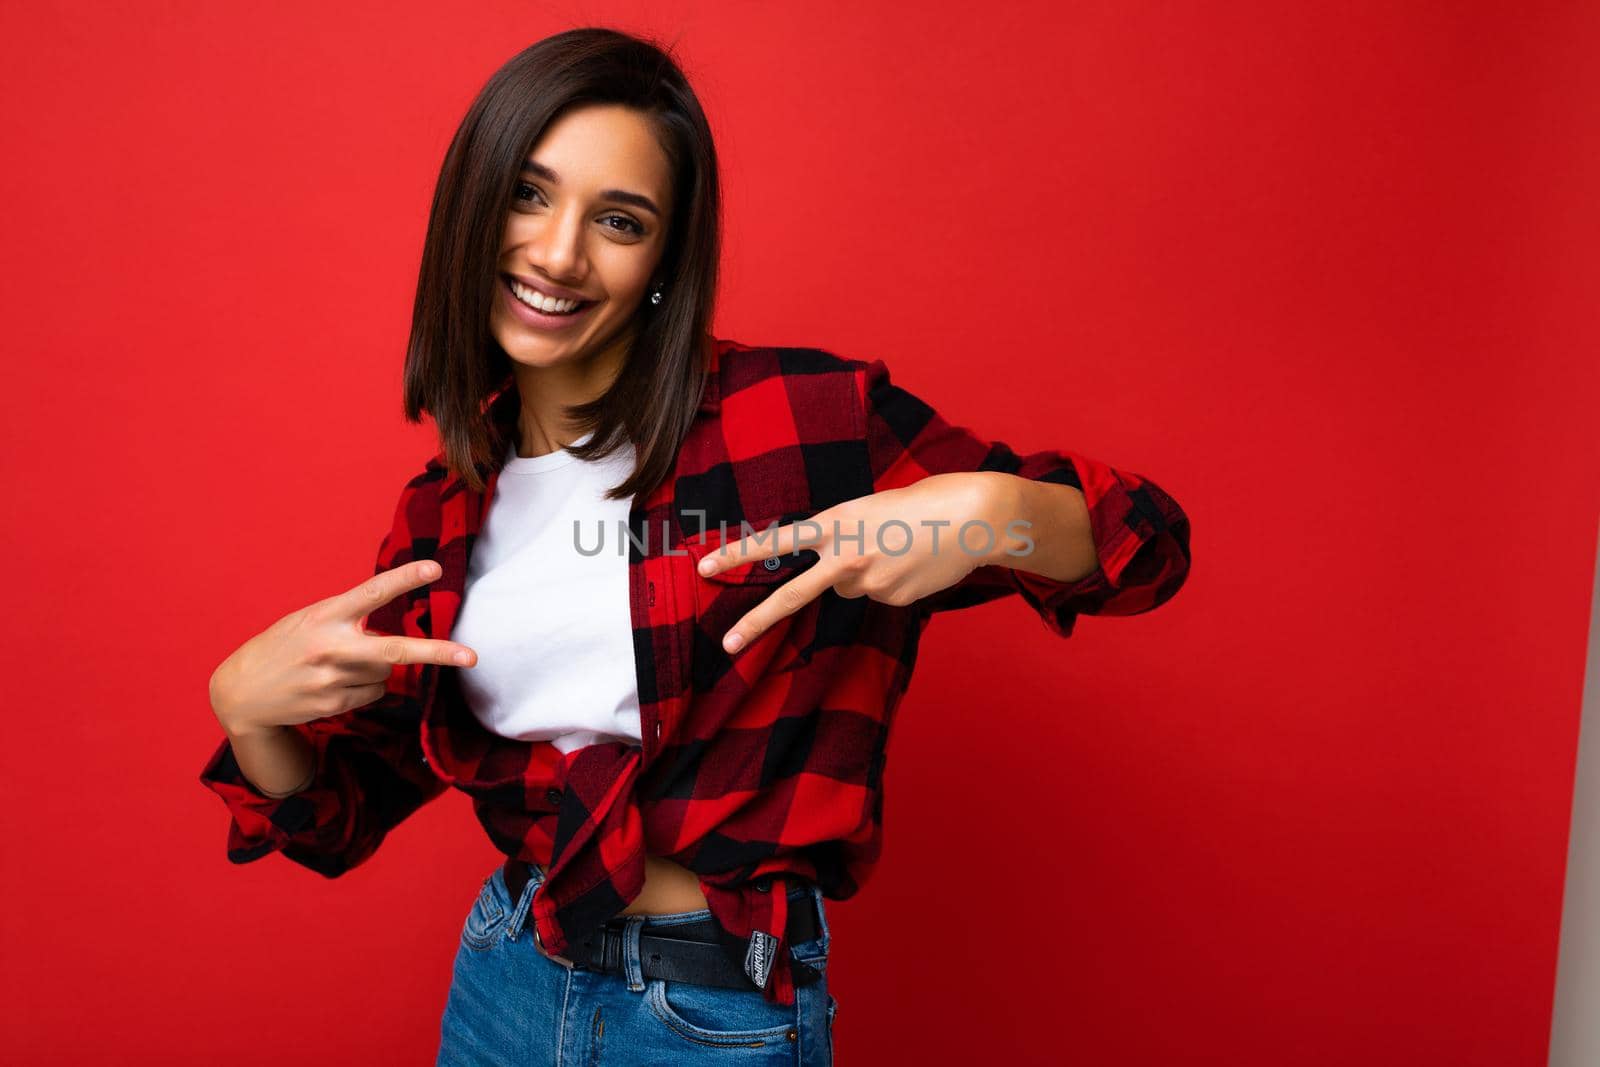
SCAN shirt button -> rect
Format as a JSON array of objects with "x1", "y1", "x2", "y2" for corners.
[
  {"x1": 753, "y1": 876, "x2": 772, "y2": 892},
  {"x1": 545, "y1": 787, "x2": 562, "y2": 805},
  {"x1": 763, "y1": 557, "x2": 781, "y2": 571}
]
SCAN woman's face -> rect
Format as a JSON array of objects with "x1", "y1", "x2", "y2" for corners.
[{"x1": 490, "y1": 103, "x2": 675, "y2": 371}]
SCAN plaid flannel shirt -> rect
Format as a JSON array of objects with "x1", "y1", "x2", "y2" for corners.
[{"x1": 198, "y1": 337, "x2": 1192, "y2": 1005}]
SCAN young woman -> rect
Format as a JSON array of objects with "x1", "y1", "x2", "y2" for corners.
[{"x1": 200, "y1": 27, "x2": 1192, "y2": 1066}]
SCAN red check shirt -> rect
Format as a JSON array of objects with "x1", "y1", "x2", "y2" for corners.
[{"x1": 198, "y1": 337, "x2": 1192, "y2": 1005}]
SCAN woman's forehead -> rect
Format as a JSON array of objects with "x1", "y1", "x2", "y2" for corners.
[{"x1": 526, "y1": 104, "x2": 674, "y2": 210}]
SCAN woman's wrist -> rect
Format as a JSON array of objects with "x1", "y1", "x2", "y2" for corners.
[
  {"x1": 209, "y1": 662, "x2": 274, "y2": 740},
  {"x1": 968, "y1": 472, "x2": 1030, "y2": 568},
  {"x1": 223, "y1": 717, "x2": 319, "y2": 798},
  {"x1": 250, "y1": 748, "x2": 318, "y2": 798}
]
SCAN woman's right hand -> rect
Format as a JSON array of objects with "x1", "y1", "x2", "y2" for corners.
[{"x1": 209, "y1": 559, "x2": 478, "y2": 738}]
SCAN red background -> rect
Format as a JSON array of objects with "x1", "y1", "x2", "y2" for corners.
[{"x1": 3, "y1": 3, "x2": 1597, "y2": 1064}]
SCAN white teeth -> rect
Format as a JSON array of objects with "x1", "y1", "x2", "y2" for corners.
[{"x1": 510, "y1": 279, "x2": 584, "y2": 314}]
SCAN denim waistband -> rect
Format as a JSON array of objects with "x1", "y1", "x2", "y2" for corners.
[{"x1": 501, "y1": 857, "x2": 830, "y2": 949}]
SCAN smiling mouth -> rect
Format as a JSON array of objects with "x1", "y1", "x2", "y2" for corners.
[{"x1": 503, "y1": 275, "x2": 598, "y2": 316}]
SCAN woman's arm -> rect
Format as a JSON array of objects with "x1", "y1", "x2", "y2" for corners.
[
  {"x1": 854, "y1": 354, "x2": 1192, "y2": 638},
  {"x1": 959, "y1": 471, "x2": 1101, "y2": 585},
  {"x1": 213, "y1": 715, "x2": 318, "y2": 798},
  {"x1": 196, "y1": 471, "x2": 449, "y2": 876}
]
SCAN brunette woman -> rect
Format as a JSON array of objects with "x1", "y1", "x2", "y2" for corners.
[{"x1": 201, "y1": 26, "x2": 1192, "y2": 1066}]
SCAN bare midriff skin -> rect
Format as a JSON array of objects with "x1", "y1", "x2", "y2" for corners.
[
  {"x1": 530, "y1": 855, "x2": 721, "y2": 968},
  {"x1": 536, "y1": 853, "x2": 710, "y2": 916}
]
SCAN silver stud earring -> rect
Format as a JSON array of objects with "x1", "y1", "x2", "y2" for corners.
[{"x1": 649, "y1": 283, "x2": 665, "y2": 306}]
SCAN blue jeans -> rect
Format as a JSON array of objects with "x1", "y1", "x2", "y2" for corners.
[{"x1": 436, "y1": 861, "x2": 838, "y2": 1065}]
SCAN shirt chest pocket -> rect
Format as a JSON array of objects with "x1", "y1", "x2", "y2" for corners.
[{"x1": 678, "y1": 527, "x2": 824, "y2": 676}]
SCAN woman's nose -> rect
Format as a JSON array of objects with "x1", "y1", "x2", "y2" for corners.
[{"x1": 526, "y1": 212, "x2": 586, "y2": 279}]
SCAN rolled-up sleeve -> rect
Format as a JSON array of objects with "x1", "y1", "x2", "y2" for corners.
[
  {"x1": 197, "y1": 474, "x2": 447, "y2": 877},
  {"x1": 853, "y1": 354, "x2": 1192, "y2": 638}
]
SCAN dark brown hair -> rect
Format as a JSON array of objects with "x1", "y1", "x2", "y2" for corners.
[{"x1": 402, "y1": 27, "x2": 721, "y2": 498}]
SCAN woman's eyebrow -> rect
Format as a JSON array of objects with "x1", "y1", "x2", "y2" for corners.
[{"x1": 520, "y1": 159, "x2": 660, "y2": 218}]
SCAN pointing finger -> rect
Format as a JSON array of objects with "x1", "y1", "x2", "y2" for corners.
[
  {"x1": 328, "y1": 558, "x2": 445, "y2": 623},
  {"x1": 698, "y1": 521, "x2": 824, "y2": 577},
  {"x1": 721, "y1": 562, "x2": 835, "y2": 655},
  {"x1": 365, "y1": 634, "x2": 479, "y2": 668}
]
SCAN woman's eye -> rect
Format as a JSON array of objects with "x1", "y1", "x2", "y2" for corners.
[
  {"x1": 512, "y1": 184, "x2": 643, "y2": 237},
  {"x1": 602, "y1": 215, "x2": 645, "y2": 236}
]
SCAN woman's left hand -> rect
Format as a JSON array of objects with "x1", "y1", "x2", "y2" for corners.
[{"x1": 696, "y1": 471, "x2": 1025, "y2": 654}]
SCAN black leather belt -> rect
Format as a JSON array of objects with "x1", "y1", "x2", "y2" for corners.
[{"x1": 502, "y1": 859, "x2": 822, "y2": 991}]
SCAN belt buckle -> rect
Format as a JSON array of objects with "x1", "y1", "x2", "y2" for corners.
[{"x1": 529, "y1": 915, "x2": 576, "y2": 968}]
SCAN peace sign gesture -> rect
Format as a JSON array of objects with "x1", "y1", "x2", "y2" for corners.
[
  {"x1": 696, "y1": 472, "x2": 1024, "y2": 654},
  {"x1": 209, "y1": 559, "x2": 478, "y2": 737}
]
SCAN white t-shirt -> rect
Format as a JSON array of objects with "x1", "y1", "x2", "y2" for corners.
[{"x1": 452, "y1": 429, "x2": 642, "y2": 754}]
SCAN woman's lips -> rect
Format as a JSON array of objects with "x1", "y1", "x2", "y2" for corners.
[{"x1": 501, "y1": 275, "x2": 599, "y2": 330}]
